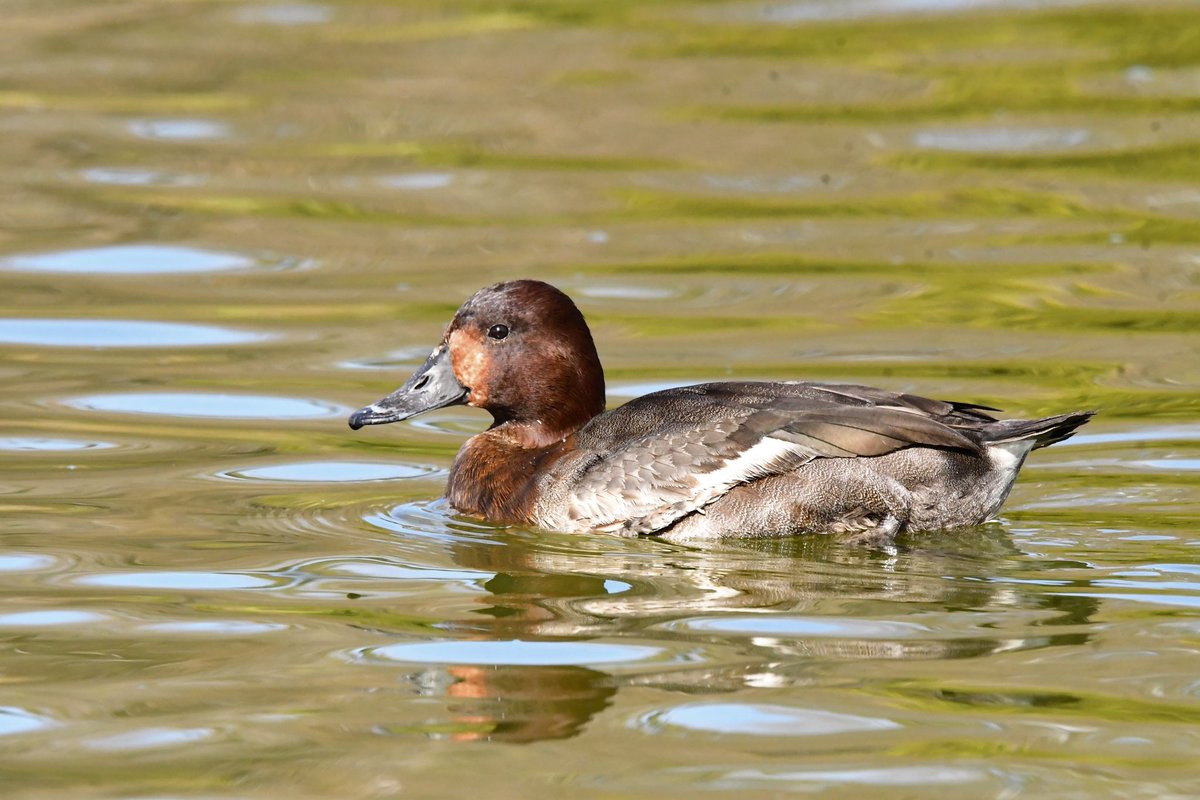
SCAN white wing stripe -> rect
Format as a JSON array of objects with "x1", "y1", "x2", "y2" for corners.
[{"x1": 694, "y1": 437, "x2": 803, "y2": 496}]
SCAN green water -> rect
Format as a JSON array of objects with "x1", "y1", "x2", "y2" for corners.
[{"x1": 2, "y1": 1, "x2": 1199, "y2": 797}]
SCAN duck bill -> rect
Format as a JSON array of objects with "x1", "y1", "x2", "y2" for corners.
[{"x1": 348, "y1": 345, "x2": 467, "y2": 430}]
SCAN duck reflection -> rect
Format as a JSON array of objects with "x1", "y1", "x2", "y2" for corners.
[
  {"x1": 441, "y1": 664, "x2": 615, "y2": 743},
  {"x1": 394, "y1": 518, "x2": 1098, "y2": 743}
]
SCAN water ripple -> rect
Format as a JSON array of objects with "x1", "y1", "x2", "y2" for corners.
[
  {"x1": 1, "y1": 244, "x2": 294, "y2": 275},
  {"x1": 63, "y1": 392, "x2": 347, "y2": 420},
  {"x1": 74, "y1": 571, "x2": 283, "y2": 590},
  {"x1": 638, "y1": 702, "x2": 902, "y2": 736},
  {"x1": 337, "y1": 346, "x2": 429, "y2": 371},
  {"x1": 0, "y1": 554, "x2": 59, "y2": 572},
  {"x1": 128, "y1": 118, "x2": 231, "y2": 141},
  {"x1": 750, "y1": 0, "x2": 1092, "y2": 23},
  {"x1": 79, "y1": 167, "x2": 205, "y2": 187},
  {"x1": 575, "y1": 285, "x2": 679, "y2": 301},
  {"x1": 311, "y1": 558, "x2": 488, "y2": 583},
  {"x1": 235, "y1": 3, "x2": 332, "y2": 25},
  {"x1": 0, "y1": 707, "x2": 57, "y2": 737},
  {"x1": 364, "y1": 499, "x2": 507, "y2": 548},
  {"x1": 358, "y1": 639, "x2": 665, "y2": 667},
  {"x1": 376, "y1": 172, "x2": 454, "y2": 190},
  {"x1": 218, "y1": 460, "x2": 438, "y2": 483},
  {"x1": 83, "y1": 726, "x2": 217, "y2": 752},
  {"x1": 0, "y1": 610, "x2": 108, "y2": 627},
  {"x1": 140, "y1": 620, "x2": 288, "y2": 635},
  {"x1": 0, "y1": 437, "x2": 116, "y2": 452},
  {"x1": 0, "y1": 319, "x2": 269, "y2": 348},
  {"x1": 608, "y1": 379, "x2": 699, "y2": 398},
  {"x1": 698, "y1": 765, "x2": 985, "y2": 788},
  {"x1": 913, "y1": 127, "x2": 1090, "y2": 153},
  {"x1": 671, "y1": 615, "x2": 930, "y2": 638}
]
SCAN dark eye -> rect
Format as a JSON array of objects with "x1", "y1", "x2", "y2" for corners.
[{"x1": 487, "y1": 324, "x2": 509, "y2": 340}]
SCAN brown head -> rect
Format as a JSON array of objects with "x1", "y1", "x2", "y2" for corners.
[{"x1": 348, "y1": 280, "x2": 606, "y2": 444}]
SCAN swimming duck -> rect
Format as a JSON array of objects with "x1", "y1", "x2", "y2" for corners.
[{"x1": 349, "y1": 280, "x2": 1093, "y2": 543}]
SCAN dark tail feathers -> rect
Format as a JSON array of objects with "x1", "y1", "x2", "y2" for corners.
[{"x1": 985, "y1": 410, "x2": 1096, "y2": 450}]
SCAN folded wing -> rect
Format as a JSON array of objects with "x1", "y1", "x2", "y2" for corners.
[{"x1": 539, "y1": 382, "x2": 994, "y2": 535}]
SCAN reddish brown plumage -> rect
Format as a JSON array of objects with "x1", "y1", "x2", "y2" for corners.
[
  {"x1": 447, "y1": 431, "x2": 573, "y2": 523},
  {"x1": 441, "y1": 281, "x2": 606, "y2": 523},
  {"x1": 447, "y1": 280, "x2": 605, "y2": 438}
]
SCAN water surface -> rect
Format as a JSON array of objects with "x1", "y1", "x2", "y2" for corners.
[{"x1": 1, "y1": 1, "x2": 1198, "y2": 798}]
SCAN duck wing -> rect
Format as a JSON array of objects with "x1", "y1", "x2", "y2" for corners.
[{"x1": 541, "y1": 381, "x2": 992, "y2": 536}]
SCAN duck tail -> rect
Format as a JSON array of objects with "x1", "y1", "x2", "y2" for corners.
[{"x1": 984, "y1": 410, "x2": 1096, "y2": 450}]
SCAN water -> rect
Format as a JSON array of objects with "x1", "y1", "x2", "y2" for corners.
[{"x1": 2, "y1": 1, "x2": 1199, "y2": 797}]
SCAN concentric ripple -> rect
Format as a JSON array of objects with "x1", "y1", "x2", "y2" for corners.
[
  {"x1": 314, "y1": 558, "x2": 487, "y2": 583},
  {"x1": 364, "y1": 499, "x2": 505, "y2": 548},
  {"x1": 218, "y1": 460, "x2": 437, "y2": 483}
]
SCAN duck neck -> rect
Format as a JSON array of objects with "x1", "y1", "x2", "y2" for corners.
[
  {"x1": 488, "y1": 393, "x2": 603, "y2": 449},
  {"x1": 488, "y1": 350, "x2": 605, "y2": 449},
  {"x1": 490, "y1": 418, "x2": 582, "y2": 450}
]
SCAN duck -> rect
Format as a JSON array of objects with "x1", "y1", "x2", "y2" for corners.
[{"x1": 349, "y1": 280, "x2": 1094, "y2": 543}]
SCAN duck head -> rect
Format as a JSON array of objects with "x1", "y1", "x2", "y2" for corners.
[{"x1": 348, "y1": 280, "x2": 606, "y2": 442}]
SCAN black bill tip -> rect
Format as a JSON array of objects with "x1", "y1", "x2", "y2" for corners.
[{"x1": 348, "y1": 406, "x2": 390, "y2": 430}]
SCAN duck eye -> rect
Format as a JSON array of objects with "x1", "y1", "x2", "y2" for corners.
[{"x1": 487, "y1": 324, "x2": 510, "y2": 340}]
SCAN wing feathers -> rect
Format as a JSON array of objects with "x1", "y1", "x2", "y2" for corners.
[
  {"x1": 780, "y1": 409, "x2": 983, "y2": 456},
  {"x1": 544, "y1": 381, "x2": 989, "y2": 535},
  {"x1": 772, "y1": 425, "x2": 906, "y2": 457}
]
